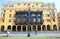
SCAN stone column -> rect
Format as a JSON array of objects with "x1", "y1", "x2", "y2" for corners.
[
  {"x1": 4, "y1": 26, "x2": 7, "y2": 31},
  {"x1": 51, "y1": 25, "x2": 53, "y2": 31},
  {"x1": 26, "y1": 25, "x2": 28, "y2": 31},
  {"x1": 21, "y1": 25, "x2": 23, "y2": 32},
  {"x1": 41, "y1": 25, "x2": 42, "y2": 31},
  {"x1": 16, "y1": 25, "x2": 17, "y2": 32},
  {"x1": 11, "y1": 26, "x2": 12, "y2": 32},
  {"x1": 46, "y1": 26, "x2": 47, "y2": 31},
  {"x1": 31, "y1": 25, "x2": 33, "y2": 31},
  {"x1": 36, "y1": 25, "x2": 38, "y2": 31}
]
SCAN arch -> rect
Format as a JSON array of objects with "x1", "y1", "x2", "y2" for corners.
[
  {"x1": 47, "y1": 25, "x2": 50, "y2": 31},
  {"x1": 42, "y1": 25, "x2": 46, "y2": 31},
  {"x1": 22, "y1": 25, "x2": 26, "y2": 31},
  {"x1": 27, "y1": 25, "x2": 31, "y2": 31},
  {"x1": 17, "y1": 26, "x2": 21, "y2": 31},
  {"x1": 1, "y1": 25, "x2": 4, "y2": 31},
  {"x1": 12, "y1": 25, "x2": 16, "y2": 31},
  {"x1": 53, "y1": 25, "x2": 57, "y2": 31},
  {"x1": 8, "y1": 25, "x2": 11, "y2": 30},
  {"x1": 33, "y1": 25, "x2": 36, "y2": 31},
  {"x1": 37, "y1": 25, "x2": 41, "y2": 31}
]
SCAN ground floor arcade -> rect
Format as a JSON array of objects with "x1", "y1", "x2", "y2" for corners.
[{"x1": 0, "y1": 25, "x2": 58, "y2": 31}]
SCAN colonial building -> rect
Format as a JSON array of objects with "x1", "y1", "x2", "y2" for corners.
[{"x1": 0, "y1": 2, "x2": 58, "y2": 31}]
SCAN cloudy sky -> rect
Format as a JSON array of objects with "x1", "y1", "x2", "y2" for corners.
[{"x1": 0, "y1": 0, "x2": 60, "y2": 12}]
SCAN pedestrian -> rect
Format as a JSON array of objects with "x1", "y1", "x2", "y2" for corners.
[
  {"x1": 6, "y1": 29, "x2": 10, "y2": 37},
  {"x1": 35, "y1": 30, "x2": 37, "y2": 35}
]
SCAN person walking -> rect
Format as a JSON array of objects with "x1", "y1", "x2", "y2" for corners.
[
  {"x1": 6, "y1": 29, "x2": 10, "y2": 37},
  {"x1": 35, "y1": 30, "x2": 37, "y2": 35}
]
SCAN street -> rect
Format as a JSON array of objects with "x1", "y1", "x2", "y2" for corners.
[{"x1": 0, "y1": 31, "x2": 60, "y2": 37}]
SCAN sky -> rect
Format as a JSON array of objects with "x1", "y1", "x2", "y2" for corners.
[{"x1": 0, "y1": 0, "x2": 60, "y2": 12}]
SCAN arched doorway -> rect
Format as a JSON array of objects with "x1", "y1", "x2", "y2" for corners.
[
  {"x1": 37, "y1": 25, "x2": 41, "y2": 31},
  {"x1": 53, "y1": 25, "x2": 57, "y2": 31},
  {"x1": 17, "y1": 26, "x2": 21, "y2": 31},
  {"x1": 8, "y1": 25, "x2": 11, "y2": 30},
  {"x1": 27, "y1": 25, "x2": 31, "y2": 31},
  {"x1": 1, "y1": 25, "x2": 4, "y2": 31},
  {"x1": 33, "y1": 25, "x2": 36, "y2": 31},
  {"x1": 42, "y1": 25, "x2": 46, "y2": 31},
  {"x1": 22, "y1": 25, "x2": 26, "y2": 31},
  {"x1": 12, "y1": 25, "x2": 16, "y2": 31},
  {"x1": 47, "y1": 25, "x2": 50, "y2": 31}
]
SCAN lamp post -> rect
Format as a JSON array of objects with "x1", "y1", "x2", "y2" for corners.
[{"x1": 27, "y1": 7, "x2": 31, "y2": 37}]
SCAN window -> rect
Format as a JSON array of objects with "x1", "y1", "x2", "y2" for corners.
[
  {"x1": 9, "y1": 5, "x2": 13, "y2": 7},
  {"x1": 24, "y1": 3, "x2": 26, "y2": 5},
  {"x1": 9, "y1": 19, "x2": 11, "y2": 22},
  {"x1": 17, "y1": 3, "x2": 20, "y2": 5},
  {"x1": 46, "y1": 19, "x2": 50, "y2": 22},
  {"x1": 4, "y1": 5, "x2": 7, "y2": 7},
  {"x1": 2, "y1": 14, "x2": 5, "y2": 18},
  {"x1": 23, "y1": 18, "x2": 25, "y2": 22},
  {"x1": 22, "y1": 13, "x2": 27, "y2": 16},
  {"x1": 32, "y1": 14, "x2": 36, "y2": 16},
  {"x1": 53, "y1": 19, "x2": 55, "y2": 22},
  {"x1": 37, "y1": 14, "x2": 40, "y2": 16},
  {"x1": 2, "y1": 19, "x2": 4, "y2": 22},
  {"x1": 17, "y1": 18, "x2": 21, "y2": 22},
  {"x1": 4, "y1": 10, "x2": 6, "y2": 12},
  {"x1": 33, "y1": 18, "x2": 36, "y2": 22},
  {"x1": 46, "y1": 14, "x2": 50, "y2": 17},
  {"x1": 9, "y1": 14, "x2": 11, "y2": 17},
  {"x1": 37, "y1": 18, "x2": 40, "y2": 22},
  {"x1": 32, "y1": 5, "x2": 34, "y2": 7},
  {"x1": 28, "y1": 3, "x2": 30, "y2": 6},
  {"x1": 36, "y1": 3, "x2": 38, "y2": 5},
  {"x1": 41, "y1": 5, "x2": 43, "y2": 7}
]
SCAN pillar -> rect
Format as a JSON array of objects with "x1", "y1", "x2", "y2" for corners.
[
  {"x1": 36, "y1": 25, "x2": 38, "y2": 31},
  {"x1": 11, "y1": 26, "x2": 12, "y2": 32},
  {"x1": 31, "y1": 25, "x2": 33, "y2": 31},
  {"x1": 26, "y1": 25, "x2": 28, "y2": 31},
  {"x1": 4, "y1": 26, "x2": 7, "y2": 31},
  {"x1": 41, "y1": 25, "x2": 42, "y2": 31},
  {"x1": 46, "y1": 25, "x2": 47, "y2": 31},
  {"x1": 21, "y1": 25, "x2": 23, "y2": 32},
  {"x1": 51, "y1": 25, "x2": 53, "y2": 31},
  {"x1": 16, "y1": 26, "x2": 17, "y2": 32}
]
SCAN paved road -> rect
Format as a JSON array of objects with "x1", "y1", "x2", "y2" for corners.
[{"x1": 0, "y1": 31, "x2": 60, "y2": 37}]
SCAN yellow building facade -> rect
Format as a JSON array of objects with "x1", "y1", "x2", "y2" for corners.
[{"x1": 0, "y1": 2, "x2": 59, "y2": 31}]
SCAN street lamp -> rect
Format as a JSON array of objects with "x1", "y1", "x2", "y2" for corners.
[{"x1": 27, "y1": 7, "x2": 31, "y2": 37}]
